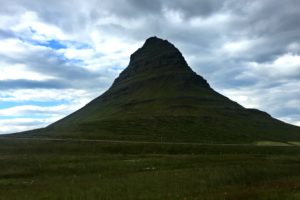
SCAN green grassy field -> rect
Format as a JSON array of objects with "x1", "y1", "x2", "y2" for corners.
[{"x1": 0, "y1": 138, "x2": 299, "y2": 200}]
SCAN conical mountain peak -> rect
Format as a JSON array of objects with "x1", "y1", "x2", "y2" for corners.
[
  {"x1": 128, "y1": 36, "x2": 189, "y2": 71},
  {"x1": 114, "y1": 36, "x2": 208, "y2": 88},
  {"x1": 142, "y1": 36, "x2": 176, "y2": 50},
  {"x1": 25, "y1": 36, "x2": 300, "y2": 144}
]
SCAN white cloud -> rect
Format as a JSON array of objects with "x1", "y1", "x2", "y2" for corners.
[
  {"x1": 278, "y1": 115, "x2": 300, "y2": 128},
  {"x1": 0, "y1": 89, "x2": 96, "y2": 107},
  {"x1": 58, "y1": 48, "x2": 94, "y2": 61},
  {"x1": 0, "y1": 103, "x2": 87, "y2": 134},
  {"x1": 162, "y1": 8, "x2": 184, "y2": 24},
  {"x1": 0, "y1": 38, "x2": 28, "y2": 54},
  {"x1": 0, "y1": 37, "x2": 55, "y2": 65},
  {"x1": 221, "y1": 39, "x2": 259, "y2": 57},
  {"x1": 0, "y1": 117, "x2": 60, "y2": 134},
  {"x1": 11, "y1": 11, "x2": 69, "y2": 41},
  {"x1": 220, "y1": 89, "x2": 260, "y2": 109},
  {"x1": 234, "y1": 53, "x2": 300, "y2": 87},
  {"x1": 0, "y1": 88, "x2": 98, "y2": 133},
  {"x1": 271, "y1": 54, "x2": 300, "y2": 76},
  {"x1": 189, "y1": 13, "x2": 231, "y2": 28},
  {"x1": 0, "y1": 105, "x2": 73, "y2": 117},
  {"x1": 242, "y1": 53, "x2": 300, "y2": 79},
  {"x1": 0, "y1": 63, "x2": 51, "y2": 81},
  {"x1": 90, "y1": 33, "x2": 140, "y2": 54}
]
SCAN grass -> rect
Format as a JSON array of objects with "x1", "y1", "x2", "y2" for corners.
[{"x1": 0, "y1": 138, "x2": 300, "y2": 199}]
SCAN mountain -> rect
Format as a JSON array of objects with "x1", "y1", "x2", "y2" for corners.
[{"x1": 19, "y1": 37, "x2": 300, "y2": 143}]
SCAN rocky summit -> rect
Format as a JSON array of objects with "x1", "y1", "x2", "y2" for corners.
[{"x1": 20, "y1": 37, "x2": 300, "y2": 143}]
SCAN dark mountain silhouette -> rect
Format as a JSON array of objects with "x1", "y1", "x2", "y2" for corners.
[{"x1": 19, "y1": 37, "x2": 300, "y2": 143}]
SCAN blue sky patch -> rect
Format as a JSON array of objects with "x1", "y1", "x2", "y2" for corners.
[
  {"x1": 0, "y1": 100, "x2": 69, "y2": 109},
  {"x1": 47, "y1": 39, "x2": 67, "y2": 49},
  {"x1": 0, "y1": 115, "x2": 48, "y2": 119},
  {"x1": 66, "y1": 41, "x2": 91, "y2": 49},
  {"x1": 32, "y1": 39, "x2": 67, "y2": 50}
]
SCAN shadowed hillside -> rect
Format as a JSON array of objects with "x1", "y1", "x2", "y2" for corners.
[{"x1": 16, "y1": 37, "x2": 300, "y2": 143}]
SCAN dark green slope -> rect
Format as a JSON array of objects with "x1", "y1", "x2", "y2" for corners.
[{"x1": 24, "y1": 37, "x2": 300, "y2": 143}]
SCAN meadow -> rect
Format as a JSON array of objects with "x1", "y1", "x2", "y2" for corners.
[{"x1": 0, "y1": 138, "x2": 299, "y2": 200}]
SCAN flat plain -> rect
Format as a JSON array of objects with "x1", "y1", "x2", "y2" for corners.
[{"x1": 0, "y1": 138, "x2": 299, "y2": 200}]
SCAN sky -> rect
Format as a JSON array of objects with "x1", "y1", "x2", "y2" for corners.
[{"x1": 0, "y1": 0, "x2": 300, "y2": 134}]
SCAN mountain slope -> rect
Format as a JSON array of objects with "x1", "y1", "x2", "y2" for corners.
[{"x1": 21, "y1": 37, "x2": 300, "y2": 143}]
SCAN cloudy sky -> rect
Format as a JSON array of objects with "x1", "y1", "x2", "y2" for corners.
[{"x1": 0, "y1": 0, "x2": 300, "y2": 134}]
